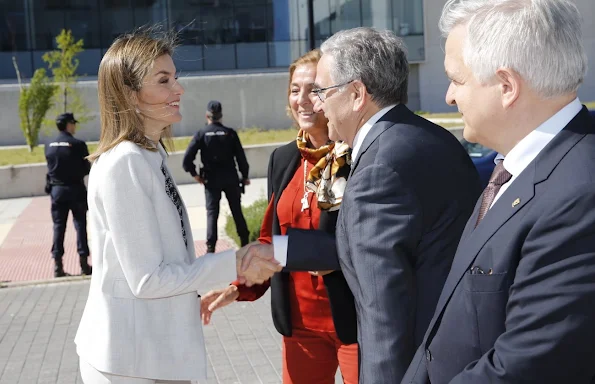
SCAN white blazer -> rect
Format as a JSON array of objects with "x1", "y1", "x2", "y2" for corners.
[{"x1": 75, "y1": 141, "x2": 236, "y2": 381}]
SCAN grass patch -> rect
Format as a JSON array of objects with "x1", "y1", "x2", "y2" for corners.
[
  {"x1": 0, "y1": 128, "x2": 297, "y2": 167},
  {"x1": 439, "y1": 122, "x2": 464, "y2": 129},
  {"x1": 225, "y1": 197, "x2": 268, "y2": 247},
  {"x1": 417, "y1": 111, "x2": 462, "y2": 119}
]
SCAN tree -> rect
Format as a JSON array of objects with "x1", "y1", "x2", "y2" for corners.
[
  {"x1": 42, "y1": 29, "x2": 92, "y2": 127},
  {"x1": 13, "y1": 57, "x2": 57, "y2": 152}
]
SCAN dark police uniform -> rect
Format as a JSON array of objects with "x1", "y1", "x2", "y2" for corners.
[
  {"x1": 183, "y1": 102, "x2": 250, "y2": 252},
  {"x1": 45, "y1": 113, "x2": 92, "y2": 277}
]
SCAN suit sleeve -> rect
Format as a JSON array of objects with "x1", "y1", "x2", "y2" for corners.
[
  {"x1": 285, "y1": 228, "x2": 341, "y2": 271},
  {"x1": 345, "y1": 164, "x2": 422, "y2": 383},
  {"x1": 182, "y1": 131, "x2": 202, "y2": 177},
  {"x1": 449, "y1": 187, "x2": 595, "y2": 384},
  {"x1": 103, "y1": 152, "x2": 237, "y2": 298},
  {"x1": 233, "y1": 131, "x2": 249, "y2": 180}
]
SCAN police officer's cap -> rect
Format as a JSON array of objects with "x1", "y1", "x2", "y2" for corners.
[
  {"x1": 207, "y1": 100, "x2": 222, "y2": 119},
  {"x1": 56, "y1": 113, "x2": 78, "y2": 126}
]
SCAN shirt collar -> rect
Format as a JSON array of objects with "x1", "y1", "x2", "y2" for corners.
[
  {"x1": 351, "y1": 104, "x2": 397, "y2": 162},
  {"x1": 497, "y1": 97, "x2": 582, "y2": 177}
]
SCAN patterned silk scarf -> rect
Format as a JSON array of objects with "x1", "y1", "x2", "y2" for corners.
[{"x1": 296, "y1": 129, "x2": 351, "y2": 212}]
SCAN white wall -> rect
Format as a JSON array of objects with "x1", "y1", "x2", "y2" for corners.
[
  {"x1": 0, "y1": 143, "x2": 283, "y2": 200},
  {"x1": 418, "y1": 0, "x2": 595, "y2": 112}
]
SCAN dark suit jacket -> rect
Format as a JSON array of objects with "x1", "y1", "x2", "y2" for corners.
[
  {"x1": 403, "y1": 107, "x2": 595, "y2": 384},
  {"x1": 286, "y1": 104, "x2": 482, "y2": 383},
  {"x1": 267, "y1": 141, "x2": 358, "y2": 344}
]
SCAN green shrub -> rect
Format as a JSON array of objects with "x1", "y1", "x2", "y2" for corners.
[
  {"x1": 17, "y1": 68, "x2": 58, "y2": 152},
  {"x1": 225, "y1": 197, "x2": 269, "y2": 246}
]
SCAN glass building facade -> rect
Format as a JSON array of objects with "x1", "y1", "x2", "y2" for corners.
[{"x1": 0, "y1": 0, "x2": 424, "y2": 79}]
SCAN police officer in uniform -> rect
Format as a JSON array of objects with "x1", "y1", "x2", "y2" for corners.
[
  {"x1": 45, "y1": 113, "x2": 92, "y2": 277},
  {"x1": 183, "y1": 101, "x2": 250, "y2": 253}
]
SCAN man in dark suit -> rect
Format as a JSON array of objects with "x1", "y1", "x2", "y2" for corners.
[
  {"x1": 243, "y1": 27, "x2": 481, "y2": 383},
  {"x1": 402, "y1": 1, "x2": 595, "y2": 383}
]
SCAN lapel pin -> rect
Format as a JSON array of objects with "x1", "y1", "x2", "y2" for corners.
[{"x1": 512, "y1": 198, "x2": 521, "y2": 208}]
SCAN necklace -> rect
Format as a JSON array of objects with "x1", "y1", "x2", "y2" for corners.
[{"x1": 301, "y1": 159, "x2": 311, "y2": 212}]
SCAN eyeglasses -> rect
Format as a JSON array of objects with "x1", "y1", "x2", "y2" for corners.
[{"x1": 311, "y1": 80, "x2": 354, "y2": 102}]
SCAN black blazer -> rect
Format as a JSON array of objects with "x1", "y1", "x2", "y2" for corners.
[
  {"x1": 267, "y1": 141, "x2": 357, "y2": 344},
  {"x1": 403, "y1": 107, "x2": 595, "y2": 384}
]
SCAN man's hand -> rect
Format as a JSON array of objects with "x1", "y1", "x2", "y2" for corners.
[
  {"x1": 194, "y1": 175, "x2": 205, "y2": 184},
  {"x1": 236, "y1": 243, "x2": 282, "y2": 286},
  {"x1": 242, "y1": 178, "x2": 251, "y2": 186},
  {"x1": 200, "y1": 285, "x2": 239, "y2": 325}
]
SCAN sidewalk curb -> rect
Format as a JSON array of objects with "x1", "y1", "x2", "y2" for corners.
[{"x1": 0, "y1": 274, "x2": 91, "y2": 289}]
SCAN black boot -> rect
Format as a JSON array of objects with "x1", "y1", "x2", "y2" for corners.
[
  {"x1": 206, "y1": 243, "x2": 216, "y2": 253},
  {"x1": 80, "y1": 256, "x2": 92, "y2": 275},
  {"x1": 54, "y1": 258, "x2": 66, "y2": 278}
]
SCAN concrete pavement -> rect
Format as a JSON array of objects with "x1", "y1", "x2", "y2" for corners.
[{"x1": 0, "y1": 179, "x2": 268, "y2": 284}]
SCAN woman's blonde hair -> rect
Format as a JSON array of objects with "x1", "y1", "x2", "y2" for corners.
[
  {"x1": 286, "y1": 49, "x2": 322, "y2": 122},
  {"x1": 88, "y1": 26, "x2": 178, "y2": 162}
]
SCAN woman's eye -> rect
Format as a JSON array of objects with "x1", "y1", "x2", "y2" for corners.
[
  {"x1": 159, "y1": 78, "x2": 169, "y2": 84},
  {"x1": 291, "y1": 89, "x2": 299, "y2": 94}
]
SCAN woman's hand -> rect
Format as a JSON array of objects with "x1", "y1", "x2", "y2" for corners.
[{"x1": 200, "y1": 285, "x2": 240, "y2": 325}]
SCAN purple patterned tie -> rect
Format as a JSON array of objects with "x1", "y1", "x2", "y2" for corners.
[{"x1": 475, "y1": 160, "x2": 512, "y2": 227}]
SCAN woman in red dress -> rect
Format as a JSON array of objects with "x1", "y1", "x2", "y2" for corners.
[{"x1": 201, "y1": 49, "x2": 358, "y2": 384}]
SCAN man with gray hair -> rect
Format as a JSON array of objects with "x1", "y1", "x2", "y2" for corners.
[
  {"x1": 402, "y1": 0, "x2": 595, "y2": 383},
  {"x1": 241, "y1": 27, "x2": 482, "y2": 383}
]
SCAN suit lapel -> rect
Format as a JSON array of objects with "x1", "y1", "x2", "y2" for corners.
[
  {"x1": 426, "y1": 108, "x2": 592, "y2": 346},
  {"x1": 350, "y1": 105, "x2": 408, "y2": 175},
  {"x1": 273, "y1": 145, "x2": 301, "y2": 211}
]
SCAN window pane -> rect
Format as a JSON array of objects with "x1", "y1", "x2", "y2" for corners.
[
  {"x1": 237, "y1": 42, "x2": 268, "y2": 68},
  {"x1": 31, "y1": 1, "x2": 65, "y2": 50},
  {"x1": 329, "y1": 0, "x2": 361, "y2": 34},
  {"x1": 391, "y1": 0, "x2": 424, "y2": 36},
  {"x1": 99, "y1": 0, "x2": 134, "y2": 47},
  {"x1": 203, "y1": 44, "x2": 236, "y2": 70},
  {"x1": 173, "y1": 44, "x2": 204, "y2": 72},
  {"x1": 170, "y1": 2, "x2": 203, "y2": 46},
  {"x1": 270, "y1": 0, "x2": 291, "y2": 42},
  {"x1": 235, "y1": 6, "x2": 267, "y2": 43},
  {"x1": 268, "y1": 40, "x2": 301, "y2": 68},
  {"x1": 65, "y1": 2, "x2": 100, "y2": 49},
  {"x1": 361, "y1": 0, "x2": 391, "y2": 29},
  {"x1": 0, "y1": 1, "x2": 28, "y2": 51}
]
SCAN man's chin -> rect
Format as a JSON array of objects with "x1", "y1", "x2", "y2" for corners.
[{"x1": 462, "y1": 126, "x2": 477, "y2": 143}]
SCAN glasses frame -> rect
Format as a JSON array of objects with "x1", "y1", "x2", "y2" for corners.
[{"x1": 311, "y1": 80, "x2": 354, "y2": 102}]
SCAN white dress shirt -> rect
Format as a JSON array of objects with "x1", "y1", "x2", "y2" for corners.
[
  {"x1": 272, "y1": 104, "x2": 398, "y2": 266},
  {"x1": 490, "y1": 97, "x2": 582, "y2": 208}
]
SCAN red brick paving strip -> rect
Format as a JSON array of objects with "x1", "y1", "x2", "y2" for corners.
[{"x1": 0, "y1": 196, "x2": 234, "y2": 283}]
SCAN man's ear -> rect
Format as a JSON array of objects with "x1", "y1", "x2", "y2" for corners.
[
  {"x1": 496, "y1": 67, "x2": 521, "y2": 109},
  {"x1": 351, "y1": 80, "x2": 368, "y2": 112}
]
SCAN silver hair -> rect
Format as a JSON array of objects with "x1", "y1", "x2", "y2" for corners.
[
  {"x1": 439, "y1": 0, "x2": 588, "y2": 98},
  {"x1": 320, "y1": 27, "x2": 409, "y2": 107}
]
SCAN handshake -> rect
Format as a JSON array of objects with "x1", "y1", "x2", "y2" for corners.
[{"x1": 235, "y1": 243, "x2": 283, "y2": 286}]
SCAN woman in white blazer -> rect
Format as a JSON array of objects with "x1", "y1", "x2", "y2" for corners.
[{"x1": 73, "y1": 28, "x2": 276, "y2": 384}]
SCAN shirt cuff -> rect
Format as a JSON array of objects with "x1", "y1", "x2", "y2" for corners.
[{"x1": 273, "y1": 235, "x2": 288, "y2": 267}]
